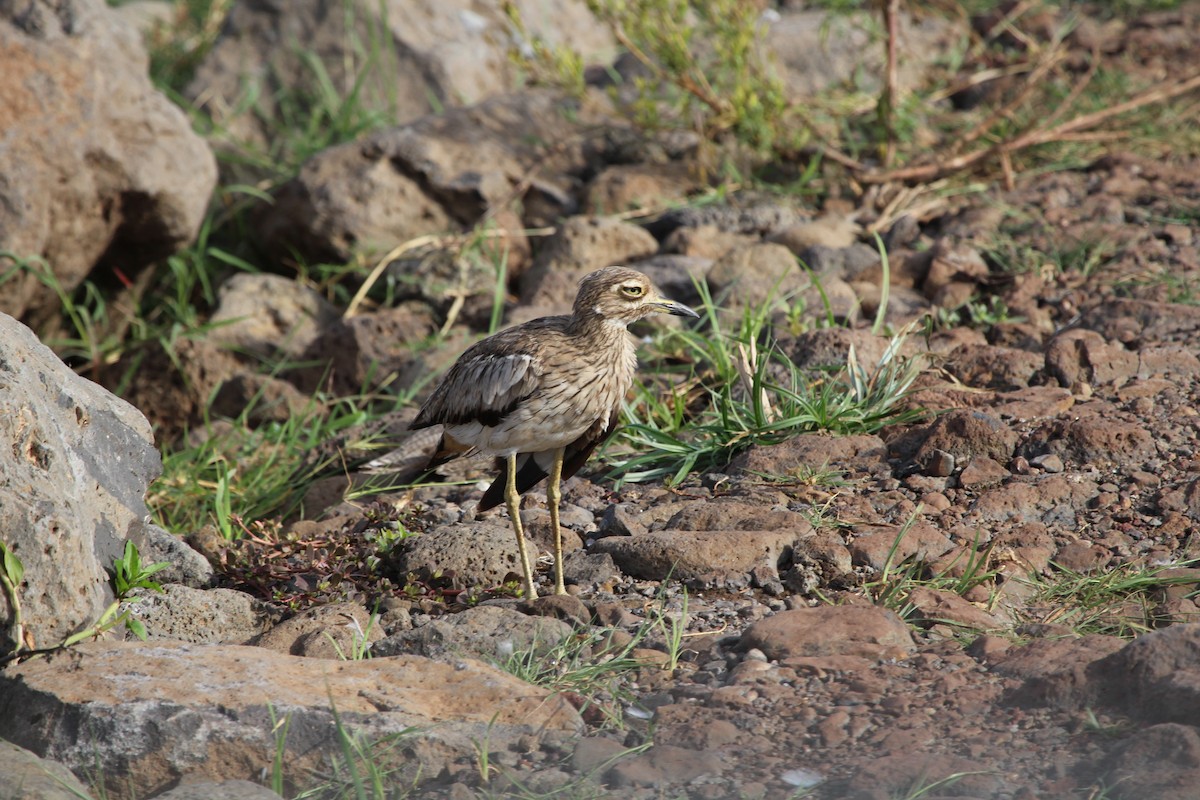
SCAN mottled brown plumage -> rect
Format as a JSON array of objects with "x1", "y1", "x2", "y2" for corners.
[{"x1": 412, "y1": 266, "x2": 698, "y2": 598}]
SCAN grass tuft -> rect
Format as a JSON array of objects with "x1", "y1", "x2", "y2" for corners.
[
  {"x1": 606, "y1": 282, "x2": 926, "y2": 486},
  {"x1": 1022, "y1": 559, "x2": 1200, "y2": 638}
]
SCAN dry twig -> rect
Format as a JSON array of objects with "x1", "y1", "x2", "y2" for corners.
[{"x1": 856, "y1": 71, "x2": 1200, "y2": 185}]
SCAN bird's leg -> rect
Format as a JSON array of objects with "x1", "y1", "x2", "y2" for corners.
[
  {"x1": 505, "y1": 453, "x2": 538, "y2": 600},
  {"x1": 548, "y1": 446, "x2": 567, "y2": 595}
]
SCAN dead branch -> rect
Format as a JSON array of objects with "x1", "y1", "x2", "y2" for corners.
[
  {"x1": 855, "y1": 71, "x2": 1200, "y2": 185},
  {"x1": 882, "y1": 0, "x2": 901, "y2": 168},
  {"x1": 954, "y1": 43, "x2": 1068, "y2": 152}
]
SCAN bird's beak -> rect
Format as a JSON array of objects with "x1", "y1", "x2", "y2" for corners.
[{"x1": 653, "y1": 299, "x2": 700, "y2": 318}]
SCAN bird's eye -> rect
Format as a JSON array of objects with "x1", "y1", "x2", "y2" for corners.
[{"x1": 620, "y1": 284, "x2": 645, "y2": 298}]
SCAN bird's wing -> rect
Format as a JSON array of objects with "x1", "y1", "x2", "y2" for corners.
[{"x1": 412, "y1": 349, "x2": 542, "y2": 429}]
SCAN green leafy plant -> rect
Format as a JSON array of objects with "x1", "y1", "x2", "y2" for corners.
[
  {"x1": 2, "y1": 540, "x2": 170, "y2": 664},
  {"x1": 932, "y1": 295, "x2": 1021, "y2": 331},
  {"x1": 112, "y1": 540, "x2": 171, "y2": 599},
  {"x1": 0, "y1": 543, "x2": 25, "y2": 653},
  {"x1": 509, "y1": 0, "x2": 796, "y2": 159},
  {"x1": 86, "y1": 541, "x2": 171, "y2": 643}
]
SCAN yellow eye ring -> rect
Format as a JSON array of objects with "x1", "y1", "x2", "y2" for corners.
[{"x1": 620, "y1": 285, "x2": 645, "y2": 298}]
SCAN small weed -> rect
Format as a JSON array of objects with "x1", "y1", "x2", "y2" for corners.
[
  {"x1": 932, "y1": 295, "x2": 1021, "y2": 331},
  {"x1": 325, "y1": 612, "x2": 380, "y2": 661},
  {"x1": 270, "y1": 706, "x2": 291, "y2": 797},
  {"x1": 499, "y1": 627, "x2": 646, "y2": 728},
  {"x1": 83, "y1": 540, "x2": 171, "y2": 644},
  {"x1": 289, "y1": 704, "x2": 422, "y2": 800},
  {"x1": 651, "y1": 588, "x2": 688, "y2": 672},
  {"x1": 861, "y1": 519, "x2": 1000, "y2": 627},
  {"x1": 893, "y1": 771, "x2": 993, "y2": 800},
  {"x1": 143, "y1": 0, "x2": 235, "y2": 94},
  {"x1": 498, "y1": 590, "x2": 688, "y2": 728},
  {"x1": 1114, "y1": 269, "x2": 1200, "y2": 306},
  {"x1": 0, "y1": 543, "x2": 26, "y2": 653},
  {"x1": 745, "y1": 463, "x2": 851, "y2": 489},
  {"x1": 1079, "y1": 707, "x2": 1130, "y2": 739},
  {"x1": 2, "y1": 541, "x2": 170, "y2": 664},
  {"x1": 150, "y1": 386, "x2": 417, "y2": 536}
]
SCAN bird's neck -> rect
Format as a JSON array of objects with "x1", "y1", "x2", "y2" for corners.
[{"x1": 567, "y1": 310, "x2": 633, "y2": 342}]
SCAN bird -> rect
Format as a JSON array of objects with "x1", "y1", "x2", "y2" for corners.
[{"x1": 410, "y1": 266, "x2": 699, "y2": 599}]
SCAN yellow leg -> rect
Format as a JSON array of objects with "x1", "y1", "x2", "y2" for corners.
[
  {"x1": 506, "y1": 453, "x2": 538, "y2": 600},
  {"x1": 547, "y1": 447, "x2": 566, "y2": 595}
]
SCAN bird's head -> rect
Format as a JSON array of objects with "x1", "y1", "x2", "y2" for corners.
[{"x1": 574, "y1": 266, "x2": 700, "y2": 326}]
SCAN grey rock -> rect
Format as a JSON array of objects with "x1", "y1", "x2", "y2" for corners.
[
  {"x1": 187, "y1": 0, "x2": 613, "y2": 150},
  {"x1": 646, "y1": 196, "x2": 809, "y2": 238},
  {"x1": 734, "y1": 605, "x2": 915, "y2": 660},
  {"x1": 0, "y1": 0, "x2": 216, "y2": 321},
  {"x1": 257, "y1": 135, "x2": 454, "y2": 264},
  {"x1": 1031, "y1": 453, "x2": 1065, "y2": 473},
  {"x1": 915, "y1": 409, "x2": 1020, "y2": 466},
  {"x1": 0, "y1": 313, "x2": 160, "y2": 654},
  {"x1": 289, "y1": 302, "x2": 438, "y2": 397},
  {"x1": 597, "y1": 503, "x2": 649, "y2": 537},
  {"x1": 1090, "y1": 624, "x2": 1200, "y2": 724},
  {"x1": 518, "y1": 216, "x2": 660, "y2": 315},
  {"x1": 0, "y1": 640, "x2": 583, "y2": 799},
  {"x1": 848, "y1": 521, "x2": 954, "y2": 573},
  {"x1": 731, "y1": 433, "x2": 890, "y2": 480},
  {"x1": 563, "y1": 551, "x2": 620, "y2": 589},
  {"x1": 591, "y1": 529, "x2": 803, "y2": 588},
  {"x1": 1096, "y1": 723, "x2": 1200, "y2": 800},
  {"x1": 393, "y1": 520, "x2": 542, "y2": 591},
  {"x1": 250, "y1": 602, "x2": 381, "y2": 658},
  {"x1": 208, "y1": 273, "x2": 341, "y2": 361},
  {"x1": 921, "y1": 448, "x2": 957, "y2": 478},
  {"x1": 783, "y1": 327, "x2": 893, "y2": 371},
  {"x1": 705, "y1": 242, "x2": 806, "y2": 313},
  {"x1": 943, "y1": 343, "x2": 1046, "y2": 391},
  {"x1": 134, "y1": 523, "x2": 214, "y2": 588},
  {"x1": 632, "y1": 255, "x2": 713, "y2": 311},
  {"x1": 150, "y1": 781, "x2": 280, "y2": 800},
  {"x1": 0, "y1": 739, "x2": 94, "y2": 800},
  {"x1": 110, "y1": 0, "x2": 173, "y2": 35},
  {"x1": 127, "y1": 584, "x2": 279, "y2": 644},
  {"x1": 373, "y1": 603, "x2": 573, "y2": 661},
  {"x1": 799, "y1": 242, "x2": 883, "y2": 281},
  {"x1": 259, "y1": 91, "x2": 595, "y2": 264}
]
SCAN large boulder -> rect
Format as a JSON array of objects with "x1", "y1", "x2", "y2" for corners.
[
  {"x1": 257, "y1": 91, "x2": 592, "y2": 264},
  {"x1": 0, "y1": 640, "x2": 584, "y2": 800},
  {"x1": 0, "y1": 0, "x2": 217, "y2": 323},
  {"x1": 187, "y1": 0, "x2": 615, "y2": 150},
  {"x1": 0, "y1": 313, "x2": 161, "y2": 654}
]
